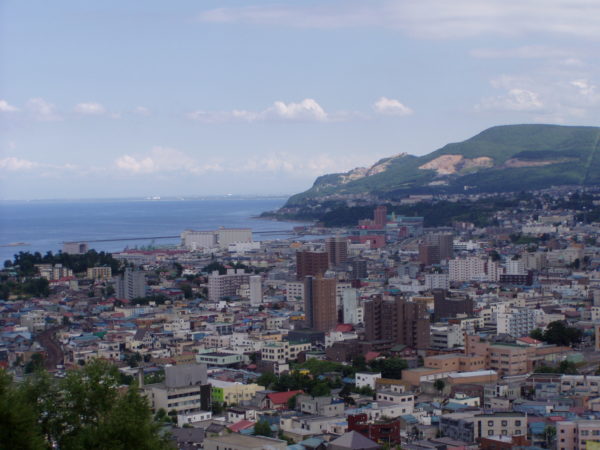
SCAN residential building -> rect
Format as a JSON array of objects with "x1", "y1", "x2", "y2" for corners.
[
  {"x1": 304, "y1": 276, "x2": 337, "y2": 332},
  {"x1": 296, "y1": 251, "x2": 329, "y2": 279},
  {"x1": 207, "y1": 269, "x2": 249, "y2": 301},
  {"x1": 116, "y1": 268, "x2": 147, "y2": 300},
  {"x1": 363, "y1": 295, "x2": 430, "y2": 349},
  {"x1": 326, "y1": 236, "x2": 348, "y2": 267}
]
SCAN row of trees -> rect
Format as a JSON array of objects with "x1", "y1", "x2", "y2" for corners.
[
  {"x1": 0, "y1": 359, "x2": 173, "y2": 450},
  {"x1": 4, "y1": 250, "x2": 123, "y2": 277}
]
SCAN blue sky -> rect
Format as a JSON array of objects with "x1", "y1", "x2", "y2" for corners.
[{"x1": 1, "y1": 0, "x2": 600, "y2": 199}]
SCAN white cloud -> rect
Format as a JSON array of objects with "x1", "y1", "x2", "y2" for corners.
[
  {"x1": 134, "y1": 106, "x2": 151, "y2": 116},
  {"x1": 188, "y1": 98, "x2": 332, "y2": 123},
  {"x1": 470, "y1": 45, "x2": 573, "y2": 60},
  {"x1": 477, "y1": 88, "x2": 544, "y2": 112},
  {"x1": 26, "y1": 98, "x2": 61, "y2": 121},
  {"x1": 114, "y1": 146, "x2": 378, "y2": 178},
  {"x1": 197, "y1": 1, "x2": 600, "y2": 40},
  {"x1": 0, "y1": 157, "x2": 37, "y2": 171},
  {"x1": 373, "y1": 97, "x2": 413, "y2": 116},
  {"x1": 0, "y1": 100, "x2": 18, "y2": 112},
  {"x1": 115, "y1": 147, "x2": 221, "y2": 175},
  {"x1": 74, "y1": 102, "x2": 107, "y2": 115}
]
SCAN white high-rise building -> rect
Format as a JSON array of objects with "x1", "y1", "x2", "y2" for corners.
[
  {"x1": 449, "y1": 257, "x2": 486, "y2": 282},
  {"x1": 425, "y1": 273, "x2": 449, "y2": 290},
  {"x1": 285, "y1": 281, "x2": 304, "y2": 302},
  {"x1": 342, "y1": 289, "x2": 360, "y2": 324},
  {"x1": 496, "y1": 308, "x2": 537, "y2": 337},
  {"x1": 506, "y1": 259, "x2": 526, "y2": 276},
  {"x1": 207, "y1": 269, "x2": 249, "y2": 302},
  {"x1": 249, "y1": 275, "x2": 262, "y2": 305}
]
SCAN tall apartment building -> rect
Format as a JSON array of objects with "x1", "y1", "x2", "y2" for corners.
[
  {"x1": 433, "y1": 289, "x2": 474, "y2": 321},
  {"x1": 116, "y1": 268, "x2": 147, "y2": 300},
  {"x1": 296, "y1": 251, "x2": 329, "y2": 280},
  {"x1": 349, "y1": 259, "x2": 368, "y2": 280},
  {"x1": 419, "y1": 244, "x2": 440, "y2": 265},
  {"x1": 207, "y1": 269, "x2": 250, "y2": 301},
  {"x1": 496, "y1": 308, "x2": 537, "y2": 337},
  {"x1": 374, "y1": 205, "x2": 387, "y2": 228},
  {"x1": 304, "y1": 276, "x2": 337, "y2": 332},
  {"x1": 425, "y1": 233, "x2": 454, "y2": 261},
  {"x1": 342, "y1": 288, "x2": 360, "y2": 324},
  {"x1": 325, "y1": 236, "x2": 348, "y2": 267},
  {"x1": 249, "y1": 275, "x2": 262, "y2": 305},
  {"x1": 449, "y1": 257, "x2": 487, "y2": 282},
  {"x1": 363, "y1": 296, "x2": 430, "y2": 349}
]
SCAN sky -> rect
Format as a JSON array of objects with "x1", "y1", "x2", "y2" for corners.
[{"x1": 1, "y1": 0, "x2": 600, "y2": 200}]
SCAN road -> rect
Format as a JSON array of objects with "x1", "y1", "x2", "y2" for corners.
[{"x1": 35, "y1": 326, "x2": 64, "y2": 371}]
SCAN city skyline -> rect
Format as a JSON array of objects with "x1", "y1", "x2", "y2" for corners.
[{"x1": 2, "y1": 1, "x2": 600, "y2": 199}]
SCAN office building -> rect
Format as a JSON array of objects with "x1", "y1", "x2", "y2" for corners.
[
  {"x1": 425, "y1": 233, "x2": 454, "y2": 261},
  {"x1": 304, "y1": 276, "x2": 337, "y2": 332},
  {"x1": 363, "y1": 295, "x2": 430, "y2": 349},
  {"x1": 296, "y1": 251, "x2": 329, "y2": 280}
]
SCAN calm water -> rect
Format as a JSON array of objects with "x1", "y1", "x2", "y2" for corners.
[{"x1": 0, "y1": 197, "x2": 299, "y2": 262}]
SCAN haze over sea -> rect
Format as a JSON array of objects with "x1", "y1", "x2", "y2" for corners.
[{"x1": 0, "y1": 197, "x2": 301, "y2": 262}]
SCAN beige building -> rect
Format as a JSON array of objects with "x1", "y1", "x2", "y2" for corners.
[
  {"x1": 475, "y1": 412, "x2": 527, "y2": 439},
  {"x1": 86, "y1": 266, "x2": 112, "y2": 280},
  {"x1": 203, "y1": 434, "x2": 287, "y2": 450},
  {"x1": 557, "y1": 420, "x2": 600, "y2": 450}
]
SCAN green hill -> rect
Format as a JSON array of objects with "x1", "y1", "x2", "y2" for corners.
[{"x1": 285, "y1": 124, "x2": 600, "y2": 206}]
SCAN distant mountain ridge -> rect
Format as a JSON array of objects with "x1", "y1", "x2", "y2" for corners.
[{"x1": 285, "y1": 124, "x2": 600, "y2": 206}]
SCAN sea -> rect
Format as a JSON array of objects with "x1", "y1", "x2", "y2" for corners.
[{"x1": 0, "y1": 197, "x2": 306, "y2": 263}]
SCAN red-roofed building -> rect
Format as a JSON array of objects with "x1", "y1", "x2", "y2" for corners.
[
  {"x1": 335, "y1": 324, "x2": 354, "y2": 333},
  {"x1": 263, "y1": 390, "x2": 303, "y2": 410},
  {"x1": 364, "y1": 351, "x2": 381, "y2": 362},
  {"x1": 227, "y1": 420, "x2": 256, "y2": 433},
  {"x1": 516, "y1": 337, "x2": 543, "y2": 347}
]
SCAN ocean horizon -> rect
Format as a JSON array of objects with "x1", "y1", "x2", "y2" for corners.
[{"x1": 0, "y1": 197, "x2": 304, "y2": 262}]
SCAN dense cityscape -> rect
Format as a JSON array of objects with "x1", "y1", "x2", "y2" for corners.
[{"x1": 2, "y1": 186, "x2": 600, "y2": 449}]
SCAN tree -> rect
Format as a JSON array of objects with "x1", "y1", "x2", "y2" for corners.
[
  {"x1": 544, "y1": 425, "x2": 557, "y2": 447},
  {"x1": 287, "y1": 393, "x2": 299, "y2": 410},
  {"x1": 529, "y1": 328, "x2": 544, "y2": 341},
  {"x1": 541, "y1": 321, "x2": 582, "y2": 346},
  {"x1": 434, "y1": 379, "x2": 445, "y2": 392},
  {"x1": 24, "y1": 353, "x2": 45, "y2": 374},
  {"x1": 0, "y1": 370, "x2": 46, "y2": 450},
  {"x1": 254, "y1": 420, "x2": 273, "y2": 437},
  {"x1": 257, "y1": 372, "x2": 278, "y2": 389},
  {"x1": 6, "y1": 359, "x2": 173, "y2": 450},
  {"x1": 309, "y1": 381, "x2": 331, "y2": 397}
]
